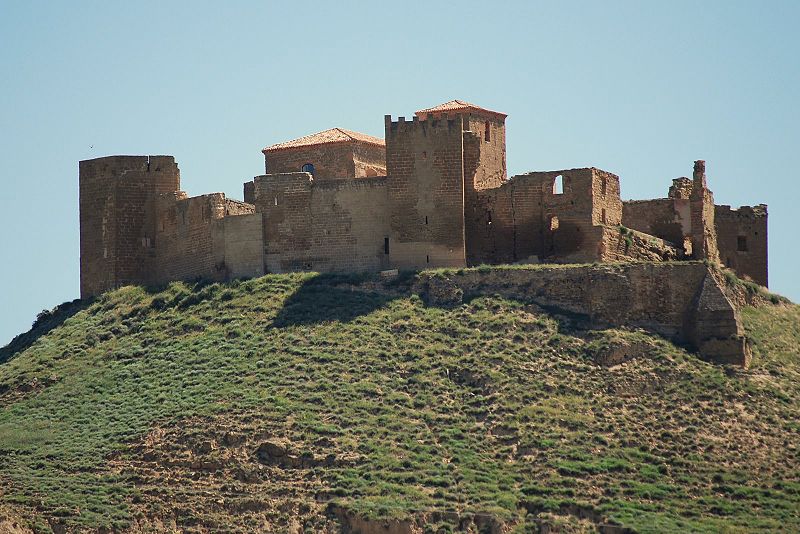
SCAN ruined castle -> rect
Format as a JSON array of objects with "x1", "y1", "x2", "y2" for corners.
[{"x1": 79, "y1": 100, "x2": 768, "y2": 299}]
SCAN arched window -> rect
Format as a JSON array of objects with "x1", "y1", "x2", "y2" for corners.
[
  {"x1": 301, "y1": 163, "x2": 315, "y2": 175},
  {"x1": 553, "y1": 174, "x2": 564, "y2": 195},
  {"x1": 484, "y1": 121, "x2": 491, "y2": 142}
]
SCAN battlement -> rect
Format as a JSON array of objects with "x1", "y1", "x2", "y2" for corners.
[
  {"x1": 716, "y1": 204, "x2": 768, "y2": 219},
  {"x1": 384, "y1": 114, "x2": 465, "y2": 137}
]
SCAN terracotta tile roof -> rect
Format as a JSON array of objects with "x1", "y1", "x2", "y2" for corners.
[
  {"x1": 415, "y1": 100, "x2": 507, "y2": 119},
  {"x1": 263, "y1": 128, "x2": 385, "y2": 153}
]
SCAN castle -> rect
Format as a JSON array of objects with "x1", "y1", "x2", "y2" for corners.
[{"x1": 79, "y1": 100, "x2": 767, "y2": 299}]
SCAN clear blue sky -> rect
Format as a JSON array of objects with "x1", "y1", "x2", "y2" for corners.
[{"x1": 1, "y1": 1, "x2": 798, "y2": 346}]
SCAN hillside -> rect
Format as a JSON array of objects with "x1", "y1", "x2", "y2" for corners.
[{"x1": 0, "y1": 268, "x2": 798, "y2": 533}]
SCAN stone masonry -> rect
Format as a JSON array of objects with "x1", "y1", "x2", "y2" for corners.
[
  {"x1": 80, "y1": 100, "x2": 768, "y2": 298},
  {"x1": 78, "y1": 100, "x2": 767, "y2": 365}
]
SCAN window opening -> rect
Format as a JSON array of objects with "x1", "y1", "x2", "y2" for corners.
[
  {"x1": 274, "y1": 196, "x2": 278, "y2": 206},
  {"x1": 384, "y1": 237, "x2": 390, "y2": 255},
  {"x1": 601, "y1": 208, "x2": 607, "y2": 224},
  {"x1": 301, "y1": 163, "x2": 315, "y2": 175},
  {"x1": 426, "y1": 254, "x2": 430, "y2": 264},
  {"x1": 601, "y1": 176, "x2": 607, "y2": 195},
  {"x1": 425, "y1": 215, "x2": 428, "y2": 225},
  {"x1": 737, "y1": 236, "x2": 748, "y2": 252},
  {"x1": 549, "y1": 215, "x2": 559, "y2": 231},
  {"x1": 484, "y1": 121, "x2": 491, "y2": 142},
  {"x1": 553, "y1": 175, "x2": 564, "y2": 195}
]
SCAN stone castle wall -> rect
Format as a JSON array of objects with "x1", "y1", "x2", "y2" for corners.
[
  {"x1": 715, "y1": 204, "x2": 768, "y2": 286},
  {"x1": 415, "y1": 262, "x2": 751, "y2": 366},
  {"x1": 79, "y1": 112, "x2": 769, "y2": 300},
  {"x1": 252, "y1": 173, "x2": 390, "y2": 273},
  {"x1": 79, "y1": 156, "x2": 264, "y2": 297}
]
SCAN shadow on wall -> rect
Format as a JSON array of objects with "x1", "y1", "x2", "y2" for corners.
[
  {"x1": 272, "y1": 273, "x2": 404, "y2": 328},
  {"x1": 0, "y1": 299, "x2": 92, "y2": 364}
]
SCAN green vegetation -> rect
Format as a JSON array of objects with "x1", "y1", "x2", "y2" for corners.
[{"x1": 0, "y1": 272, "x2": 798, "y2": 532}]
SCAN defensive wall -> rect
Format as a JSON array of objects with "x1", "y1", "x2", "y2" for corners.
[
  {"x1": 79, "y1": 100, "x2": 769, "y2": 313},
  {"x1": 414, "y1": 262, "x2": 751, "y2": 366},
  {"x1": 80, "y1": 156, "x2": 263, "y2": 297}
]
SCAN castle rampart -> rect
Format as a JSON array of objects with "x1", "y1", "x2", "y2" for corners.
[{"x1": 79, "y1": 100, "x2": 769, "y2": 312}]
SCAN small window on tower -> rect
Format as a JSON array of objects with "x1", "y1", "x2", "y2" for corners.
[
  {"x1": 553, "y1": 175, "x2": 564, "y2": 195},
  {"x1": 384, "y1": 237, "x2": 390, "y2": 255},
  {"x1": 301, "y1": 163, "x2": 315, "y2": 175},
  {"x1": 737, "y1": 236, "x2": 748, "y2": 252},
  {"x1": 484, "y1": 121, "x2": 491, "y2": 142},
  {"x1": 601, "y1": 208, "x2": 607, "y2": 224}
]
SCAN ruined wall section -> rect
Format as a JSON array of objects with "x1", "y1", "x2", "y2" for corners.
[
  {"x1": 463, "y1": 115, "x2": 506, "y2": 190},
  {"x1": 253, "y1": 173, "x2": 390, "y2": 273},
  {"x1": 416, "y1": 262, "x2": 751, "y2": 366},
  {"x1": 264, "y1": 144, "x2": 357, "y2": 180},
  {"x1": 539, "y1": 168, "x2": 602, "y2": 261},
  {"x1": 715, "y1": 204, "x2": 768, "y2": 286},
  {"x1": 591, "y1": 169, "x2": 622, "y2": 226},
  {"x1": 79, "y1": 155, "x2": 180, "y2": 298},
  {"x1": 152, "y1": 193, "x2": 228, "y2": 284},
  {"x1": 599, "y1": 226, "x2": 682, "y2": 263},
  {"x1": 622, "y1": 199, "x2": 687, "y2": 247},
  {"x1": 464, "y1": 171, "x2": 544, "y2": 265},
  {"x1": 690, "y1": 160, "x2": 720, "y2": 262},
  {"x1": 465, "y1": 168, "x2": 621, "y2": 266},
  {"x1": 385, "y1": 115, "x2": 466, "y2": 269},
  {"x1": 152, "y1": 192, "x2": 263, "y2": 285}
]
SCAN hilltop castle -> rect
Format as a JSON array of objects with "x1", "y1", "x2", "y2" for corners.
[{"x1": 79, "y1": 100, "x2": 767, "y2": 298}]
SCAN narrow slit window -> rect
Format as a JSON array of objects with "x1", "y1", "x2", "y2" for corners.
[
  {"x1": 601, "y1": 208, "x2": 607, "y2": 224},
  {"x1": 384, "y1": 237, "x2": 390, "y2": 255},
  {"x1": 484, "y1": 121, "x2": 491, "y2": 142},
  {"x1": 601, "y1": 176, "x2": 607, "y2": 195},
  {"x1": 274, "y1": 196, "x2": 278, "y2": 206},
  {"x1": 426, "y1": 254, "x2": 430, "y2": 264},
  {"x1": 425, "y1": 215, "x2": 428, "y2": 225}
]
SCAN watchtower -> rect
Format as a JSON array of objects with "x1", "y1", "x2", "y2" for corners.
[
  {"x1": 79, "y1": 155, "x2": 180, "y2": 297},
  {"x1": 384, "y1": 100, "x2": 508, "y2": 270}
]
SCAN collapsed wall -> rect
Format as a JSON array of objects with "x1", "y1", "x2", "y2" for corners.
[{"x1": 415, "y1": 262, "x2": 751, "y2": 367}]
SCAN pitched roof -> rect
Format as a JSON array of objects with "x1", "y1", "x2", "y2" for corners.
[
  {"x1": 263, "y1": 128, "x2": 385, "y2": 153},
  {"x1": 415, "y1": 100, "x2": 507, "y2": 119}
]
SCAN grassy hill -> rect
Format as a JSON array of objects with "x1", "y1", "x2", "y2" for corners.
[{"x1": 0, "y1": 269, "x2": 798, "y2": 533}]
